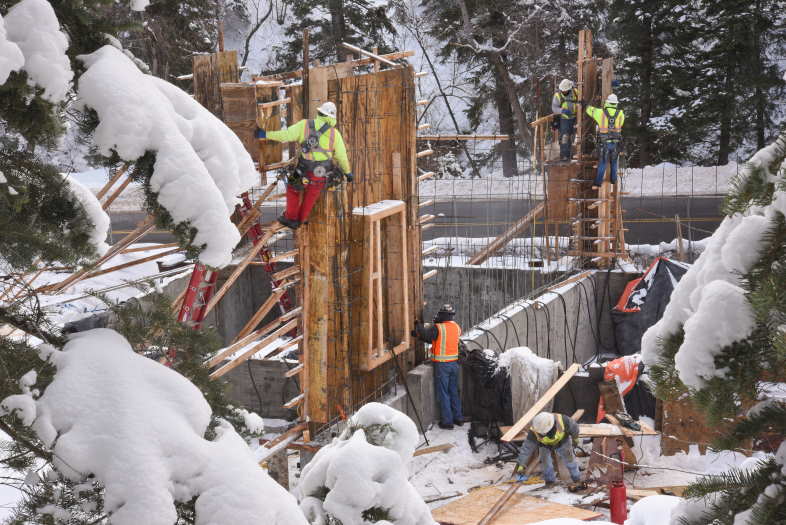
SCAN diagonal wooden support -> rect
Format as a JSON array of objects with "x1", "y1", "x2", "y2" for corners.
[
  {"x1": 210, "y1": 318, "x2": 298, "y2": 378},
  {"x1": 468, "y1": 202, "x2": 545, "y2": 265},
  {"x1": 231, "y1": 289, "x2": 286, "y2": 343}
]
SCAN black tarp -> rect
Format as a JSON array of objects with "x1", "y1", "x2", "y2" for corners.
[{"x1": 611, "y1": 257, "x2": 689, "y2": 356}]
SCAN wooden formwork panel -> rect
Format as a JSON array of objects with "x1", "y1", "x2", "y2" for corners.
[
  {"x1": 546, "y1": 163, "x2": 579, "y2": 222},
  {"x1": 193, "y1": 51, "x2": 238, "y2": 118},
  {"x1": 221, "y1": 84, "x2": 257, "y2": 159},
  {"x1": 432, "y1": 486, "x2": 603, "y2": 524},
  {"x1": 661, "y1": 398, "x2": 751, "y2": 456}
]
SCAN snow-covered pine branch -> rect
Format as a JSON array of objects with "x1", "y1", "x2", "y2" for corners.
[
  {"x1": 1, "y1": 328, "x2": 307, "y2": 525},
  {"x1": 77, "y1": 46, "x2": 258, "y2": 268}
]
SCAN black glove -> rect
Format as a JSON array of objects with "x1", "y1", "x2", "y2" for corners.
[
  {"x1": 255, "y1": 128, "x2": 266, "y2": 139},
  {"x1": 410, "y1": 329, "x2": 418, "y2": 337},
  {"x1": 344, "y1": 172, "x2": 353, "y2": 183}
]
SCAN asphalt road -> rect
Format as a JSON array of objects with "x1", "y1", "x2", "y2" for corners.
[{"x1": 109, "y1": 196, "x2": 723, "y2": 247}]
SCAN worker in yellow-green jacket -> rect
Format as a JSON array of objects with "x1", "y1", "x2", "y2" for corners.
[
  {"x1": 585, "y1": 94, "x2": 625, "y2": 190},
  {"x1": 256, "y1": 101, "x2": 352, "y2": 229}
]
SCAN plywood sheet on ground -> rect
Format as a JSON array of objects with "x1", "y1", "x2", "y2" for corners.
[{"x1": 432, "y1": 486, "x2": 603, "y2": 524}]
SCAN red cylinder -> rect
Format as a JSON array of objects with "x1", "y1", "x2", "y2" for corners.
[{"x1": 609, "y1": 481, "x2": 627, "y2": 524}]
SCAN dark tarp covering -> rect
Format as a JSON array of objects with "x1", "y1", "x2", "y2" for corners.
[
  {"x1": 461, "y1": 348, "x2": 513, "y2": 425},
  {"x1": 611, "y1": 257, "x2": 689, "y2": 356}
]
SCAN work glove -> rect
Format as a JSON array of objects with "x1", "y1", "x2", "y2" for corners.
[
  {"x1": 345, "y1": 172, "x2": 354, "y2": 183},
  {"x1": 561, "y1": 109, "x2": 571, "y2": 115},
  {"x1": 611, "y1": 79, "x2": 621, "y2": 87},
  {"x1": 255, "y1": 128, "x2": 267, "y2": 139},
  {"x1": 515, "y1": 473, "x2": 529, "y2": 482}
]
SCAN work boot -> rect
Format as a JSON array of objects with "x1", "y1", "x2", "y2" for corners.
[
  {"x1": 453, "y1": 419, "x2": 464, "y2": 427},
  {"x1": 544, "y1": 480, "x2": 557, "y2": 488},
  {"x1": 277, "y1": 214, "x2": 300, "y2": 230},
  {"x1": 438, "y1": 422, "x2": 454, "y2": 430}
]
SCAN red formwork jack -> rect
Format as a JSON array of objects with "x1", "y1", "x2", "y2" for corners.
[{"x1": 609, "y1": 438, "x2": 628, "y2": 524}]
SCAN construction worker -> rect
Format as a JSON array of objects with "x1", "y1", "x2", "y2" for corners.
[
  {"x1": 256, "y1": 101, "x2": 353, "y2": 229},
  {"x1": 586, "y1": 94, "x2": 625, "y2": 190},
  {"x1": 514, "y1": 411, "x2": 581, "y2": 486},
  {"x1": 411, "y1": 304, "x2": 463, "y2": 430},
  {"x1": 551, "y1": 79, "x2": 580, "y2": 161}
]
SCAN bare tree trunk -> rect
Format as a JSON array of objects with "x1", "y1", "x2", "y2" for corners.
[
  {"x1": 638, "y1": 24, "x2": 654, "y2": 168},
  {"x1": 493, "y1": 70, "x2": 517, "y2": 177},
  {"x1": 329, "y1": 0, "x2": 347, "y2": 61},
  {"x1": 241, "y1": 1, "x2": 274, "y2": 67}
]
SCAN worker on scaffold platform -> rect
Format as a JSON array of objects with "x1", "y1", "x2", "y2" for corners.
[
  {"x1": 586, "y1": 94, "x2": 625, "y2": 190},
  {"x1": 256, "y1": 101, "x2": 353, "y2": 230},
  {"x1": 551, "y1": 78, "x2": 580, "y2": 161},
  {"x1": 411, "y1": 304, "x2": 464, "y2": 430}
]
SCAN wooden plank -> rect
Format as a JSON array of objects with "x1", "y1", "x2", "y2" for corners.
[
  {"x1": 84, "y1": 248, "x2": 180, "y2": 280},
  {"x1": 423, "y1": 269, "x2": 438, "y2": 280},
  {"x1": 210, "y1": 318, "x2": 299, "y2": 378},
  {"x1": 468, "y1": 202, "x2": 545, "y2": 265},
  {"x1": 207, "y1": 327, "x2": 267, "y2": 368},
  {"x1": 418, "y1": 171, "x2": 436, "y2": 182},
  {"x1": 231, "y1": 289, "x2": 286, "y2": 343},
  {"x1": 501, "y1": 363, "x2": 581, "y2": 442},
  {"x1": 478, "y1": 483, "x2": 520, "y2": 525},
  {"x1": 341, "y1": 42, "x2": 398, "y2": 67},
  {"x1": 254, "y1": 51, "x2": 414, "y2": 81},
  {"x1": 120, "y1": 243, "x2": 179, "y2": 254},
  {"x1": 258, "y1": 97, "x2": 291, "y2": 109},
  {"x1": 412, "y1": 443, "x2": 454, "y2": 457},
  {"x1": 271, "y1": 265, "x2": 301, "y2": 282},
  {"x1": 284, "y1": 363, "x2": 304, "y2": 378},
  {"x1": 101, "y1": 175, "x2": 133, "y2": 210},
  {"x1": 95, "y1": 164, "x2": 129, "y2": 201},
  {"x1": 268, "y1": 249, "x2": 298, "y2": 264},
  {"x1": 500, "y1": 410, "x2": 589, "y2": 442},
  {"x1": 201, "y1": 223, "x2": 283, "y2": 318},
  {"x1": 263, "y1": 422, "x2": 307, "y2": 449},
  {"x1": 431, "y1": 486, "x2": 603, "y2": 525},
  {"x1": 283, "y1": 393, "x2": 305, "y2": 409}
]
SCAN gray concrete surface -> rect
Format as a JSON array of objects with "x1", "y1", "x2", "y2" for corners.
[{"x1": 221, "y1": 359, "x2": 300, "y2": 420}]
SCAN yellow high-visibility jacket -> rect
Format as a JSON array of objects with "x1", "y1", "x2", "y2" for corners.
[
  {"x1": 586, "y1": 103, "x2": 625, "y2": 141},
  {"x1": 266, "y1": 115, "x2": 352, "y2": 174}
]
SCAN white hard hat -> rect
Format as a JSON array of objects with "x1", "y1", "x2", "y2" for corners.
[
  {"x1": 317, "y1": 101, "x2": 337, "y2": 119},
  {"x1": 532, "y1": 412, "x2": 555, "y2": 434},
  {"x1": 559, "y1": 79, "x2": 574, "y2": 92},
  {"x1": 606, "y1": 94, "x2": 619, "y2": 105}
]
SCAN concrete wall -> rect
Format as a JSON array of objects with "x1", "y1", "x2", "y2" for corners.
[
  {"x1": 221, "y1": 359, "x2": 300, "y2": 420},
  {"x1": 423, "y1": 266, "x2": 558, "y2": 329},
  {"x1": 460, "y1": 270, "x2": 635, "y2": 367}
]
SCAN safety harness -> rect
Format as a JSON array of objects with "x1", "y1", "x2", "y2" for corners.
[
  {"x1": 285, "y1": 119, "x2": 342, "y2": 189},
  {"x1": 599, "y1": 107, "x2": 622, "y2": 142},
  {"x1": 533, "y1": 415, "x2": 566, "y2": 447}
]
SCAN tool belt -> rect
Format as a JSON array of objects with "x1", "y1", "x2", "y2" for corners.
[{"x1": 282, "y1": 158, "x2": 339, "y2": 190}]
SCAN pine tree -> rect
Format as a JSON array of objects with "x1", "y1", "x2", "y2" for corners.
[
  {"x1": 644, "y1": 130, "x2": 786, "y2": 524},
  {"x1": 272, "y1": 0, "x2": 397, "y2": 72}
]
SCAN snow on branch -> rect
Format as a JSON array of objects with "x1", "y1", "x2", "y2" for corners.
[
  {"x1": 4, "y1": 0, "x2": 73, "y2": 102},
  {"x1": 295, "y1": 403, "x2": 435, "y2": 525},
  {"x1": 0, "y1": 13, "x2": 24, "y2": 84},
  {"x1": 77, "y1": 46, "x2": 258, "y2": 268},
  {"x1": 63, "y1": 174, "x2": 110, "y2": 255},
  {"x1": 1, "y1": 329, "x2": 307, "y2": 525}
]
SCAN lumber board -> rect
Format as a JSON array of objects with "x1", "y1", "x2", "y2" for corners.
[
  {"x1": 501, "y1": 363, "x2": 580, "y2": 442},
  {"x1": 101, "y1": 174, "x2": 133, "y2": 210},
  {"x1": 412, "y1": 443, "x2": 454, "y2": 457},
  {"x1": 416, "y1": 135, "x2": 511, "y2": 141},
  {"x1": 84, "y1": 248, "x2": 180, "y2": 280},
  {"x1": 95, "y1": 164, "x2": 129, "y2": 201},
  {"x1": 254, "y1": 50, "x2": 414, "y2": 81},
  {"x1": 468, "y1": 202, "x2": 545, "y2": 265},
  {"x1": 431, "y1": 486, "x2": 603, "y2": 525},
  {"x1": 210, "y1": 318, "x2": 298, "y2": 378},
  {"x1": 500, "y1": 410, "x2": 590, "y2": 442},
  {"x1": 120, "y1": 243, "x2": 179, "y2": 254},
  {"x1": 231, "y1": 289, "x2": 286, "y2": 343}
]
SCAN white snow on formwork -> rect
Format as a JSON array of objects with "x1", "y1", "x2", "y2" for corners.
[
  {"x1": 3, "y1": 0, "x2": 72, "y2": 102},
  {"x1": 497, "y1": 347, "x2": 559, "y2": 420},
  {"x1": 215, "y1": 336, "x2": 292, "y2": 362},
  {"x1": 352, "y1": 199, "x2": 404, "y2": 216},
  {"x1": 642, "y1": 138, "x2": 786, "y2": 389},
  {"x1": 0, "y1": 329, "x2": 306, "y2": 525},
  {"x1": 295, "y1": 403, "x2": 433, "y2": 525},
  {"x1": 0, "y1": 244, "x2": 190, "y2": 330},
  {"x1": 77, "y1": 45, "x2": 258, "y2": 268},
  {"x1": 62, "y1": 174, "x2": 111, "y2": 255}
]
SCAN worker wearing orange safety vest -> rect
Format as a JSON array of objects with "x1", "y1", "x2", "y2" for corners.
[
  {"x1": 411, "y1": 304, "x2": 464, "y2": 429},
  {"x1": 256, "y1": 101, "x2": 353, "y2": 230},
  {"x1": 586, "y1": 94, "x2": 625, "y2": 190}
]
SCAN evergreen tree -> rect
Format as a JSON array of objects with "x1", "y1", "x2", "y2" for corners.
[
  {"x1": 644, "y1": 129, "x2": 786, "y2": 524},
  {"x1": 273, "y1": 0, "x2": 397, "y2": 72}
]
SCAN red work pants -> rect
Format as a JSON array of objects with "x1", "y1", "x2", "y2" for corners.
[{"x1": 283, "y1": 174, "x2": 327, "y2": 223}]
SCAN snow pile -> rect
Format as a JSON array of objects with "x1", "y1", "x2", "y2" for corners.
[
  {"x1": 0, "y1": 14, "x2": 23, "y2": 83},
  {"x1": 4, "y1": 0, "x2": 72, "y2": 102},
  {"x1": 63, "y1": 174, "x2": 110, "y2": 255},
  {"x1": 77, "y1": 46, "x2": 258, "y2": 268},
  {"x1": 130, "y1": 0, "x2": 149, "y2": 11},
  {"x1": 497, "y1": 347, "x2": 558, "y2": 420},
  {"x1": 0, "y1": 329, "x2": 306, "y2": 525},
  {"x1": 625, "y1": 495, "x2": 682, "y2": 525},
  {"x1": 295, "y1": 403, "x2": 434, "y2": 525}
]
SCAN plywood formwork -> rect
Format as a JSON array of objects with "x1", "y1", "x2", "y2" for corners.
[{"x1": 431, "y1": 486, "x2": 603, "y2": 524}]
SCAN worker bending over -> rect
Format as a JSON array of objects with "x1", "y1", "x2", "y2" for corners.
[
  {"x1": 586, "y1": 94, "x2": 625, "y2": 190},
  {"x1": 411, "y1": 304, "x2": 464, "y2": 430},
  {"x1": 514, "y1": 411, "x2": 581, "y2": 486},
  {"x1": 256, "y1": 101, "x2": 353, "y2": 229},
  {"x1": 551, "y1": 79, "x2": 580, "y2": 161}
]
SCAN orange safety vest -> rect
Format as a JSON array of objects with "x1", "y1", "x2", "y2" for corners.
[
  {"x1": 598, "y1": 107, "x2": 622, "y2": 141},
  {"x1": 430, "y1": 321, "x2": 461, "y2": 362}
]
